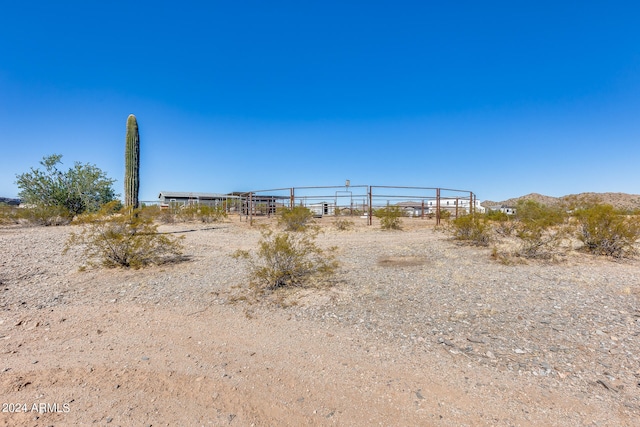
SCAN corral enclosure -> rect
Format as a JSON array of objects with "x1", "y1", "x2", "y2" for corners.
[{"x1": 236, "y1": 184, "x2": 479, "y2": 225}]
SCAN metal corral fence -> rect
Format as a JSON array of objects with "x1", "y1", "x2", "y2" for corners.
[
  {"x1": 240, "y1": 185, "x2": 477, "y2": 225},
  {"x1": 141, "y1": 195, "x2": 244, "y2": 213}
]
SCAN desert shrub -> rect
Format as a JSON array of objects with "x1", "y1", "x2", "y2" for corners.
[
  {"x1": 375, "y1": 206, "x2": 402, "y2": 230},
  {"x1": 197, "y1": 205, "x2": 227, "y2": 223},
  {"x1": 65, "y1": 205, "x2": 184, "y2": 268},
  {"x1": 334, "y1": 217, "x2": 354, "y2": 231},
  {"x1": 514, "y1": 222, "x2": 569, "y2": 259},
  {"x1": 511, "y1": 200, "x2": 569, "y2": 259},
  {"x1": 515, "y1": 200, "x2": 565, "y2": 227},
  {"x1": 438, "y1": 209, "x2": 452, "y2": 220},
  {"x1": 233, "y1": 228, "x2": 338, "y2": 293},
  {"x1": 485, "y1": 210, "x2": 510, "y2": 222},
  {"x1": 573, "y1": 204, "x2": 640, "y2": 258},
  {"x1": 450, "y1": 214, "x2": 491, "y2": 246},
  {"x1": 16, "y1": 205, "x2": 73, "y2": 226},
  {"x1": 277, "y1": 206, "x2": 314, "y2": 231},
  {"x1": 0, "y1": 204, "x2": 19, "y2": 225},
  {"x1": 137, "y1": 205, "x2": 175, "y2": 224},
  {"x1": 486, "y1": 211, "x2": 517, "y2": 236},
  {"x1": 176, "y1": 204, "x2": 227, "y2": 223}
]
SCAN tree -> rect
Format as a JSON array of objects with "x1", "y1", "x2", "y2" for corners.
[{"x1": 15, "y1": 154, "x2": 118, "y2": 216}]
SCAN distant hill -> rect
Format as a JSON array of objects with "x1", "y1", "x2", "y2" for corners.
[
  {"x1": 0, "y1": 197, "x2": 20, "y2": 206},
  {"x1": 482, "y1": 192, "x2": 640, "y2": 211}
]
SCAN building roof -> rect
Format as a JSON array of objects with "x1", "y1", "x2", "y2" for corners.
[{"x1": 158, "y1": 191, "x2": 240, "y2": 200}]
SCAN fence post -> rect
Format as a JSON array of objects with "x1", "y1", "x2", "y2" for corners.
[
  {"x1": 368, "y1": 186, "x2": 373, "y2": 226},
  {"x1": 470, "y1": 192, "x2": 474, "y2": 216},
  {"x1": 436, "y1": 188, "x2": 441, "y2": 225}
]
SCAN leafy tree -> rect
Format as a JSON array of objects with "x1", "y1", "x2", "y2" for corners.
[{"x1": 15, "y1": 154, "x2": 117, "y2": 216}]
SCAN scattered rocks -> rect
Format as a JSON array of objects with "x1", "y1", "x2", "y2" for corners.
[{"x1": 2, "y1": 218, "x2": 639, "y2": 425}]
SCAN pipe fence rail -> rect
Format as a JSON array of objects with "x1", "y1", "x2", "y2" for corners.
[{"x1": 240, "y1": 184, "x2": 477, "y2": 225}]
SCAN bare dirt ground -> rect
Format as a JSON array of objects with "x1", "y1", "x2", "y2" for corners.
[{"x1": 1, "y1": 216, "x2": 639, "y2": 426}]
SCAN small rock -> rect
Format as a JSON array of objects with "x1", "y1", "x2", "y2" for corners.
[
  {"x1": 514, "y1": 349, "x2": 526, "y2": 354},
  {"x1": 596, "y1": 379, "x2": 618, "y2": 392}
]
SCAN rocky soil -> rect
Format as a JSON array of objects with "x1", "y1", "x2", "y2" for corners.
[{"x1": 1, "y1": 216, "x2": 639, "y2": 426}]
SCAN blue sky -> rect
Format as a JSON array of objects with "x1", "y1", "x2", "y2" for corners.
[{"x1": 1, "y1": 1, "x2": 639, "y2": 202}]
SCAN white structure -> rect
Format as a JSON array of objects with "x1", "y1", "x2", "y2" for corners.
[
  {"x1": 308, "y1": 202, "x2": 335, "y2": 217},
  {"x1": 418, "y1": 198, "x2": 485, "y2": 214}
]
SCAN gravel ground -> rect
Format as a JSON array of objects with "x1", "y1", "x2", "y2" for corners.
[{"x1": 1, "y1": 216, "x2": 639, "y2": 426}]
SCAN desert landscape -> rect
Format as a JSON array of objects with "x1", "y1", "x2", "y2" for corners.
[{"x1": 1, "y1": 210, "x2": 639, "y2": 427}]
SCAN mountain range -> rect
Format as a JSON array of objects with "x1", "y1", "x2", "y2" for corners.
[{"x1": 482, "y1": 192, "x2": 640, "y2": 210}]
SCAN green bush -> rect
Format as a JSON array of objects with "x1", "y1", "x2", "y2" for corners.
[
  {"x1": 277, "y1": 206, "x2": 314, "y2": 231},
  {"x1": 233, "y1": 228, "x2": 338, "y2": 293},
  {"x1": 515, "y1": 200, "x2": 566, "y2": 227},
  {"x1": 374, "y1": 206, "x2": 402, "y2": 230},
  {"x1": 65, "y1": 205, "x2": 184, "y2": 268},
  {"x1": 573, "y1": 204, "x2": 640, "y2": 258},
  {"x1": 485, "y1": 210, "x2": 510, "y2": 222},
  {"x1": 16, "y1": 154, "x2": 117, "y2": 216},
  {"x1": 450, "y1": 215, "x2": 491, "y2": 246}
]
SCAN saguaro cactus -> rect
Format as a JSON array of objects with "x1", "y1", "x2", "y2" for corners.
[{"x1": 124, "y1": 114, "x2": 140, "y2": 209}]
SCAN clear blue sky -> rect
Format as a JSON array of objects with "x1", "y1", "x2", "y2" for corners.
[{"x1": 1, "y1": 1, "x2": 639, "y2": 202}]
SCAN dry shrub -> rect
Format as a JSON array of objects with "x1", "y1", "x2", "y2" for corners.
[
  {"x1": 512, "y1": 200, "x2": 569, "y2": 259},
  {"x1": 65, "y1": 204, "x2": 184, "y2": 268},
  {"x1": 334, "y1": 217, "x2": 354, "y2": 231},
  {"x1": 375, "y1": 206, "x2": 402, "y2": 230},
  {"x1": 277, "y1": 206, "x2": 314, "y2": 231},
  {"x1": 16, "y1": 205, "x2": 73, "y2": 226},
  {"x1": 177, "y1": 204, "x2": 227, "y2": 223},
  {"x1": 0, "y1": 204, "x2": 19, "y2": 225},
  {"x1": 514, "y1": 223, "x2": 569, "y2": 260},
  {"x1": 574, "y1": 204, "x2": 640, "y2": 258},
  {"x1": 438, "y1": 209, "x2": 452, "y2": 221},
  {"x1": 233, "y1": 228, "x2": 338, "y2": 294},
  {"x1": 137, "y1": 205, "x2": 175, "y2": 224},
  {"x1": 485, "y1": 210, "x2": 516, "y2": 236},
  {"x1": 450, "y1": 214, "x2": 491, "y2": 246}
]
